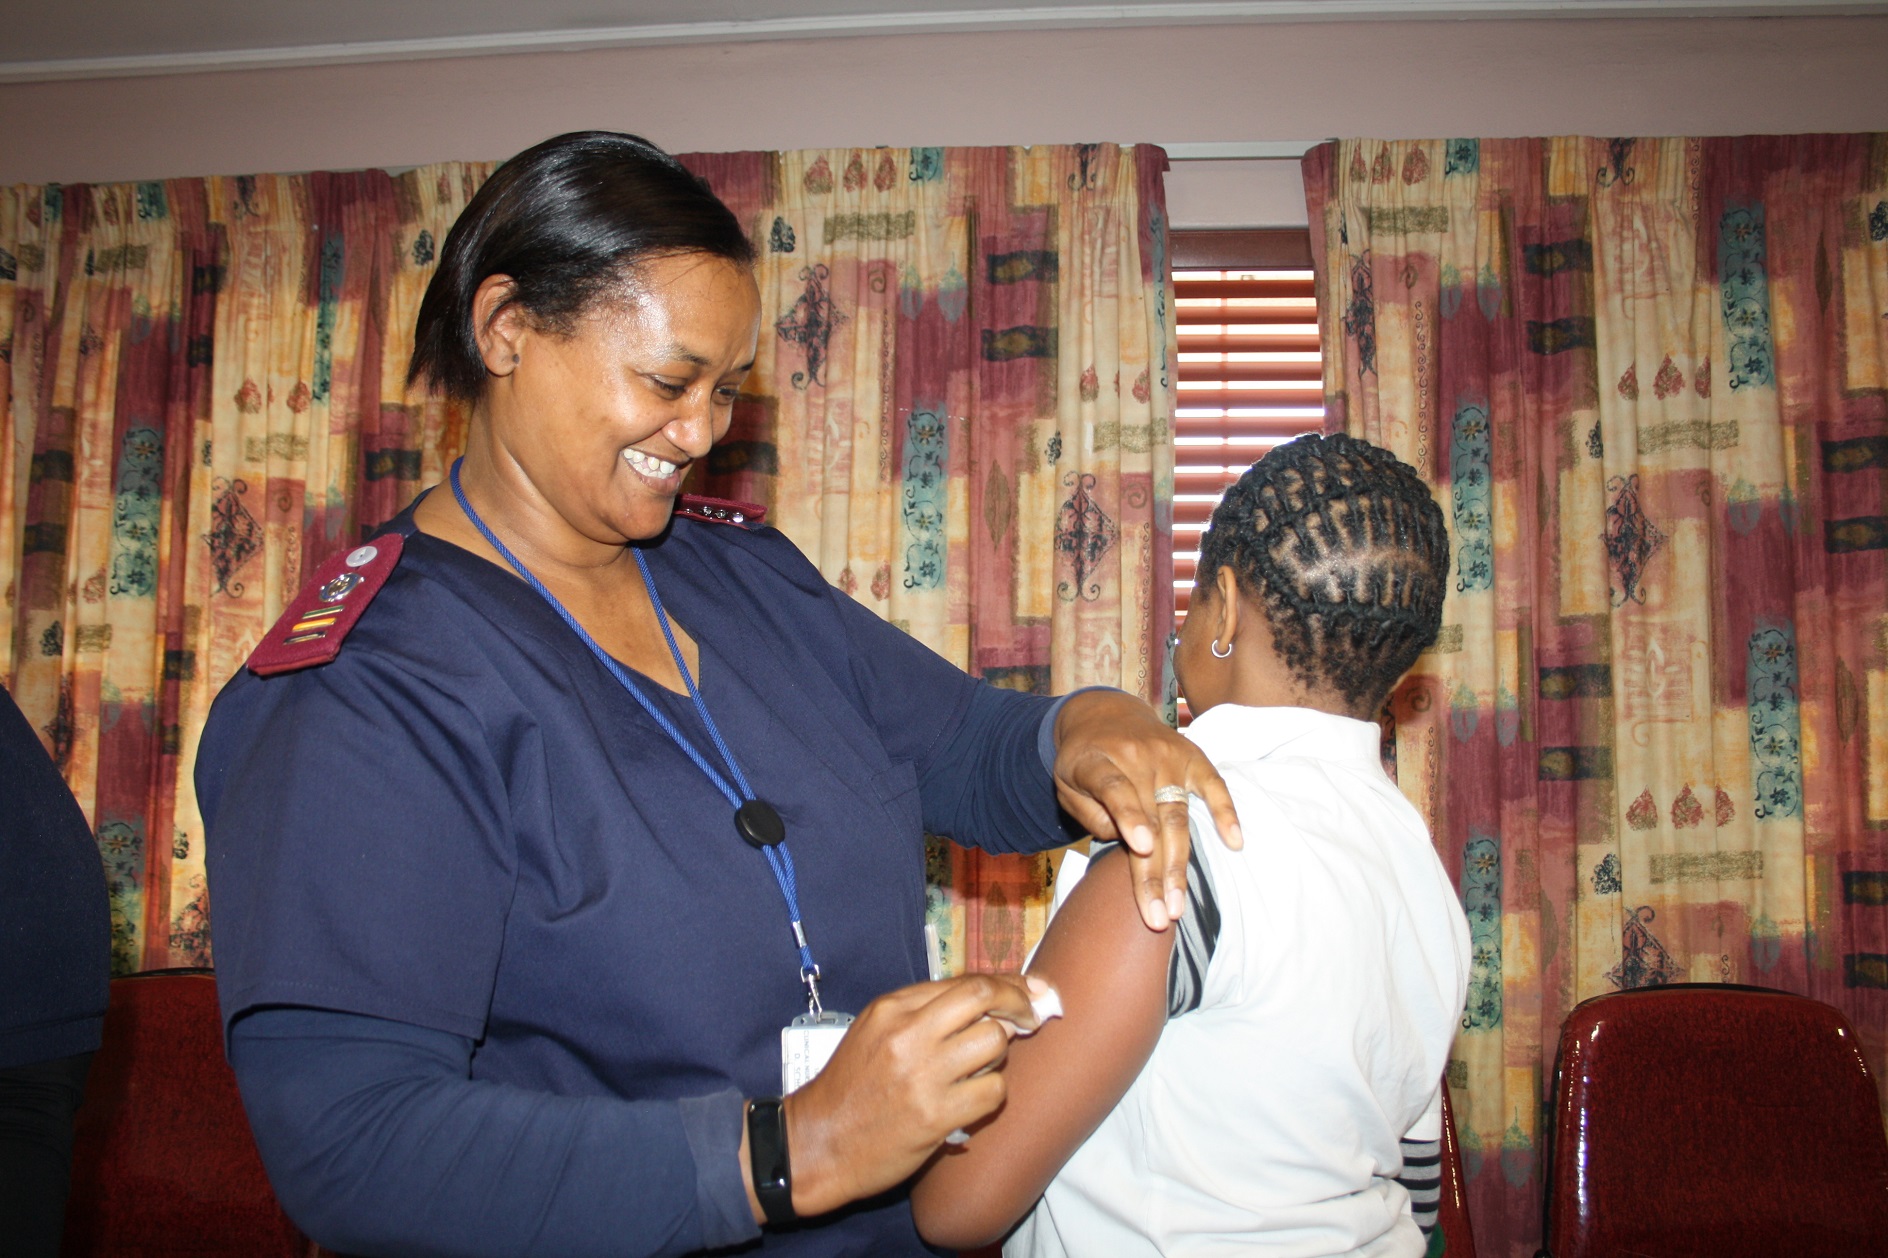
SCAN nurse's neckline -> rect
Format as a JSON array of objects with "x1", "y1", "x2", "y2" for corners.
[{"x1": 403, "y1": 496, "x2": 704, "y2": 699}]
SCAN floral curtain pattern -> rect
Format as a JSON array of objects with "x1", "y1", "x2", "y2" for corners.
[
  {"x1": 1306, "y1": 135, "x2": 1888, "y2": 1256},
  {"x1": 1, "y1": 144, "x2": 1173, "y2": 980}
]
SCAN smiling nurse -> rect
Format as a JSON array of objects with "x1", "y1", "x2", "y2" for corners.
[{"x1": 194, "y1": 131, "x2": 1240, "y2": 1258}]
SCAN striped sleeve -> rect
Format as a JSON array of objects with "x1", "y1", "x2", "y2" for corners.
[
  {"x1": 1086, "y1": 835, "x2": 1222, "y2": 1018},
  {"x1": 1395, "y1": 1136, "x2": 1442, "y2": 1241},
  {"x1": 1163, "y1": 831, "x2": 1222, "y2": 1019}
]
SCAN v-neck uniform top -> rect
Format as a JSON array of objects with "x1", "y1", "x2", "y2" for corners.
[{"x1": 197, "y1": 508, "x2": 1077, "y2": 1255}]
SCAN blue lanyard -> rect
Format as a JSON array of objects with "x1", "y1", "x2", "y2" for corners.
[{"x1": 448, "y1": 460, "x2": 825, "y2": 1010}]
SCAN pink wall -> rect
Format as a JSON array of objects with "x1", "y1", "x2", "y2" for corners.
[{"x1": 2, "y1": 16, "x2": 1884, "y2": 222}]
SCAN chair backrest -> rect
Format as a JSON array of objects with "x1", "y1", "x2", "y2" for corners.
[
  {"x1": 62, "y1": 969, "x2": 309, "y2": 1257},
  {"x1": 1540, "y1": 983, "x2": 1888, "y2": 1258},
  {"x1": 1437, "y1": 1079, "x2": 1476, "y2": 1258}
]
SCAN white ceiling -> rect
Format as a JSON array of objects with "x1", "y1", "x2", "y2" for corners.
[{"x1": 3, "y1": 0, "x2": 1884, "y2": 81}]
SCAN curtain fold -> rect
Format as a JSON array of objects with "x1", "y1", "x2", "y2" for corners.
[
  {"x1": 1, "y1": 144, "x2": 1172, "y2": 980},
  {"x1": 1306, "y1": 134, "x2": 1888, "y2": 1257},
  {"x1": 684, "y1": 144, "x2": 1176, "y2": 974}
]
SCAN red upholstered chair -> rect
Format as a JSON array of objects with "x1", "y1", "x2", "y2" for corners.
[
  {"x1": 61, "y1": 968, "x2": 312, "y2": 1257},
  {"x1": 1538, "y1": 983, "x2": 1888, "y2": 1258},
  {"x1": 1437, "y1": 1079, "x2": 1477, "y2": 1258}
]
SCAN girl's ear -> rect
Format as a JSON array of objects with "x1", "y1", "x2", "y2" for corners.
[{"x1": 1214, "y1": 565, "x2": 1242, "y2": 647}]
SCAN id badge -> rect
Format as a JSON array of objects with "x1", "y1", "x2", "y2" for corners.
[{"x1": 781, "y1": 1010, "x2": 854, "y2": 1094}]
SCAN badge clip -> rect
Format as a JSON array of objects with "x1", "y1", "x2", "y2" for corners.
[{"x1": 802, "y1": 965, "x2": 824, "y2": 1018}]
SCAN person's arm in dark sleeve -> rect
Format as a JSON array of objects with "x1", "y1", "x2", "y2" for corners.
[
  {"x1": 915, "y1": 684, "x2": 1120, "y2": 853},
  {"x1": 229, "y1": 1007, "x2": 759, "y2": 1258},
  {"x1": 816, "y1": 576, "x2": 1120, "y2": 854},
  {"x1": 0, "y1": 686, "x2": 109, "y2": 1066}
]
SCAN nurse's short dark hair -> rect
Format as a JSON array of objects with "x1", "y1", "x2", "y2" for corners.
[{"x1": 408, "y1": 131, "x2": 757, "y2": 401}]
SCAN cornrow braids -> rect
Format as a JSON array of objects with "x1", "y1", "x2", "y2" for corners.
[{"x1": 1196, "y1": 433, "x2": 1451, "y2": 711}]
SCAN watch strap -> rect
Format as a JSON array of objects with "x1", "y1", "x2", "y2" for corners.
[{"x1": 746, "y1": 1097, "x2": 795, "y2": 1225}]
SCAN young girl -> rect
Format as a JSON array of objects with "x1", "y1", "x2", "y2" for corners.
[{"x1": 911, "y1": 433, "x2": 1472, "y2": 1256}]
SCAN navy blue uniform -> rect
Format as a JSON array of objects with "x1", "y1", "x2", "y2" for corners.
[{"x1": 198, "y1": 506, "x2": 1080, "y2": 1256}]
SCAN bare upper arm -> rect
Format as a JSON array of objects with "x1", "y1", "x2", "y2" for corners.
[{"x1": 908, "y1": 845, "x2": 1174, "y2": 1250}]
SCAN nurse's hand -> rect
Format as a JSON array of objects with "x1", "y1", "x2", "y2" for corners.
[
  {"x1": 1051, "y1": 689, "x2": 1243, "y2": 931},
  {"x1": 762, "y1": 973, "x2": 1045, "y2": 1221}
]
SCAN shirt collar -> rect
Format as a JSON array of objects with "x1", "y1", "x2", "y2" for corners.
[{"x1": 1182, "y1": 704, "x2": 1384, "y2": 769}]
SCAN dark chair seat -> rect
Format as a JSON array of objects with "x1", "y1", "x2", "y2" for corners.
[{"x1": 1538, "y1": 982, "x2": 1888, "y2": 1258}]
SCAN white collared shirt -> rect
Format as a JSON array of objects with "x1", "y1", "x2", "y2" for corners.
[{"x1": 1009, "y1": 705, "x2": 1471, "y2": 1258}]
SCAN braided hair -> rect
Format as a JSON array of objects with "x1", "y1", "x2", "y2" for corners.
[{"x1": 1196, "y1": 433, "x2": 1450, "y2": 711}]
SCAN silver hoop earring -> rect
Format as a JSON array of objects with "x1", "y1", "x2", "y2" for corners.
[{"x1": 1211, "y1": 638, "x2": 1233, "y2": 659}]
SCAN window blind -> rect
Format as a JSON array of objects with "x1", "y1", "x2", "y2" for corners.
[{"x1": 1170, "y1": 230, "x2": 1322, "y2": 721}]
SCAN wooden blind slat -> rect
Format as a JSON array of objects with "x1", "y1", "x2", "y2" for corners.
[
  {"x1": 1177, "y1": 361, "x2": 1319, "y2": 384},
  {"x1": 1174, "y1": 308, "x2": 1316, "y2": 321},
  {"x1": 1177, "y1": 334, "x2": 1322, "y2": 354},
  {"x1": 1177, "y1": 318, "x2": 1316, "y2": 332},
  {"x1": 1177, "y1": 389, "x2": 1327, "y2": 413},
  {"x1": 1173, "y1": 278, "x2": 1316, "y2": 302},
  {"x1": 1177, "y1": 425, "x2": 1321, "y2": 448}
]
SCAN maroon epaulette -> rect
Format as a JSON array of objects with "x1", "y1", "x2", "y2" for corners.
[
  {"x1": 675, "y1": 494, "x2": 765, "y2": 528},
  {"x1": 247, "y1": 535, "x2": 406, "y2": 676}
]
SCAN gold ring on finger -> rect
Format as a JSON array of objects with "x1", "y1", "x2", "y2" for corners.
[{"x1": 1152, "y1": 785, "x2": 1190, "y2": 806}]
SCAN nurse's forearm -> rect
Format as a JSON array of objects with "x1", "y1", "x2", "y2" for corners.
[{"x1": 228, "y1": 1007, "x2": 758, "y2": 1258}]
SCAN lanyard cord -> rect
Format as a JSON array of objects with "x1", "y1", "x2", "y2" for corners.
[{"x1": 448, "y1": 460, "x2": 823, "y2": 999}]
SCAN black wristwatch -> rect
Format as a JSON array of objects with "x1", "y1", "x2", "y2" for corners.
[{"x1": 746, "y1": 1097, "x2": 796, "y2": 1225}]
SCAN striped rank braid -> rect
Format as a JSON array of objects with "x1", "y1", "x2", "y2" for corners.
[{"x1": 1197, "y1": 433, "x2": 1451, "y2": 711}]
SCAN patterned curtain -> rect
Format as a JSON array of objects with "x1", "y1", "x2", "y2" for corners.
[
  {"x1": 1305, "y1": 135, "x2": 1888, "y2": 1256},
  {"x1": 1, "y1": 167, "x2": 492, "y2": 972},
  {"x1": 1, "y1": 144, "x2": 1173, "y2": 980},
  {"x1": 683, "y1": 145, "x2": 1176, "y2": 975}
]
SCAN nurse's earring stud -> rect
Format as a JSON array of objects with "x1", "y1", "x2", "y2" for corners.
[{"x1": 1211, "y1": 638, "x2": 1233, "y2": 659}]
